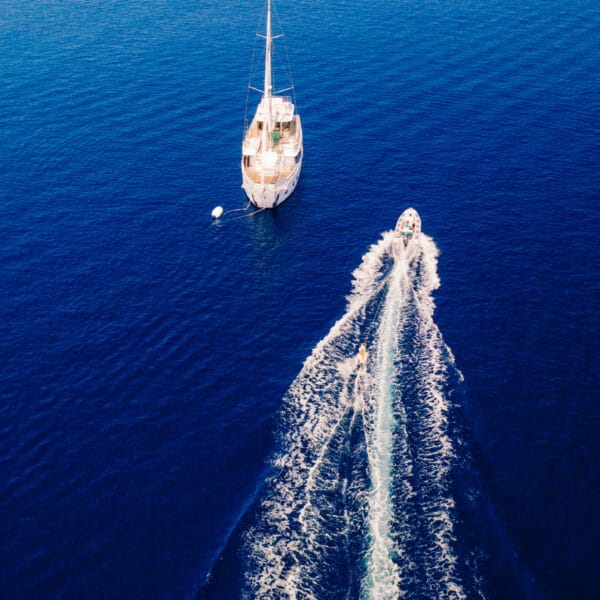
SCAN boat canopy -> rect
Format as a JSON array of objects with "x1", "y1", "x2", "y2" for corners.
[
  {"x1": 255, "y1": 96, "x2": 295, "y2": 123},
  {"x1": 242, "y1": 137, "x2": 260, "y2": 156}
]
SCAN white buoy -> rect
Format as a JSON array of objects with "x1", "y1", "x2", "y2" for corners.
[{"x1": 211, "y1": 205, "x2": 223, "y2": 220}]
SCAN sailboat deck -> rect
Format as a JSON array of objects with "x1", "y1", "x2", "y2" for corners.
[
  {"x1": 242, "y1": 113, "x2": 302, "y2": 184},
  {"x1": 244, "y1": 120, "x2": 300, "y2": 145},
  {"x1": 243, "y1": 164, "x2": 293, "y2": 184}
]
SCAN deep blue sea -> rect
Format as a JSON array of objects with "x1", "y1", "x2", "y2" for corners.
[{"x1": 1, "y1": 0, "x2": 599, "y2": 598}]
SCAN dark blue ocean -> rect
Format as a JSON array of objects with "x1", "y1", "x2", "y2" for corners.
[{"x1": 1, "y1": 0, "x2": 599, "y2": 598}]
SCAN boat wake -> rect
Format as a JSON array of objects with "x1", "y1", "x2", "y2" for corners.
[{"x1": 243, "y1": 231, "x2": 477, "y2": 599}]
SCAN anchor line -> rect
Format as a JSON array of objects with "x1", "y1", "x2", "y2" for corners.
[
  {"x1": 215, "y1": 205, "x2": 266, "y2": 224},
  {"x1": 232, "y1": 206, "x2": 266, "y2": 219},
  {"x1": 223, "y1": 201, "x2": 251, "y2": 216}
]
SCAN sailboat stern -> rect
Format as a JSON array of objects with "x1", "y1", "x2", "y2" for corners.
[
  {"x1": 241, "y1": 104, "x2": 303, "y2": 208},
  {"x1": 241, "y1": 152, "x2": 302, "y2": 208}
]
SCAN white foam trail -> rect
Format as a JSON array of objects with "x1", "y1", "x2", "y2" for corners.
[
  {"x1": 244, "y1": 233, "x2": 395, "y2": 598},
  {"x1": 347, "y1": 231, "x2": 396, "y2": 310},
  {"x1": 244, "y1": 231, "x2": 468, "y2": 599},
  {"x1": 404, "y1": 234, "x2": 466, "y2": 599},
  {"x1": 362, "y1": 256, "x2": 409, "y2": 599}
]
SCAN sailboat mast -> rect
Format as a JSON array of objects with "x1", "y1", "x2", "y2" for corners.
[{"x1": 263, "y1": 0, "x2": 273, "y2": 150}]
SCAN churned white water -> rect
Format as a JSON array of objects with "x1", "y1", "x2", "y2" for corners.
[{"x1": 244, "y1": 231, "x2": 468, "y2": 599}]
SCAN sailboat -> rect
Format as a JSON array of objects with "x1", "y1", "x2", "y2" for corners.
[{"x1": 241, "y1": 0, "x2": 303, "y2": 208}]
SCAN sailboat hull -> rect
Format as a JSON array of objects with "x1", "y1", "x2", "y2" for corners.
[
  {"x1": 240, "y1": 1, "x2": 302, "y2": 209},
  {"x1": 241, "y1": 156, "x2": 302, "y2": 208}
]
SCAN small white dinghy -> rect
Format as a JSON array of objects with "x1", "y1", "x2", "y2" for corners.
[{"x1": 395, "y1": 207, "x2": 421, "y2": 247}]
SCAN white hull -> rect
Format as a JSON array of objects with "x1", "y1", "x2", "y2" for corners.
[
  {"x1": 395, "y1": 207, "x2": 422, "y2": 247},
  {"x1": 241, "y1": 97, "x2": 303, "y2": 209},
  {"x1": 241, "y1": 156, "x2": 302, "y2": 208},
  {"x1": 241, "y1": 1, "x2": 302, "y2": 209}
]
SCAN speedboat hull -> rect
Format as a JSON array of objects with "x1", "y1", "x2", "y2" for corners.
[{"x1": 395, "y1": 207, "x2": 421, "y2": 247}]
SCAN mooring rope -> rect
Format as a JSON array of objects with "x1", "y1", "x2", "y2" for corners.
[
  {"x1": 214, "y1": 206, "x2": 266, "y2": 223},
  {"x1": 233, "y1": 207, "x2": 266, "y2": 219},
  {"x1": 223, "y1": 201, "x2": 251, "y2": 216}
]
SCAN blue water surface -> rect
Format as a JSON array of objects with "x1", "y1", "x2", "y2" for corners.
[{"x1": 1, "y1": 0, "x2": 598, "y2": 598}]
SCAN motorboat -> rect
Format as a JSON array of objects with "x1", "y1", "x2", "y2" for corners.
[{"x1": 395, "y1": 207, "x2": 421, "y2": 246}]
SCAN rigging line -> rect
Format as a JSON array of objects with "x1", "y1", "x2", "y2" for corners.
[
  {"x1": 272, "y1": 44, "x2": 294, "y2": 93},
  {"x1": 271, "y1": 0, "x2": 282, "y2": 33},
  {"x1": 244, "y1": 1, "x2": 267, "y2": 134},
  {"x1": 244, "y1": 35, "x2": 259, "y2": 134},
  {"x1": 270, "y1": 0, "x2": 297, "y2": 105},
  {"x1": 271, "y1": 39, "x2": 296, "y2": 99},
  {"x1": 278, "y1": 28, "x2": 296, "y2": 105},
  {"x1": 280, "y1": 38, "x2": 296, "y2": 105}
]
